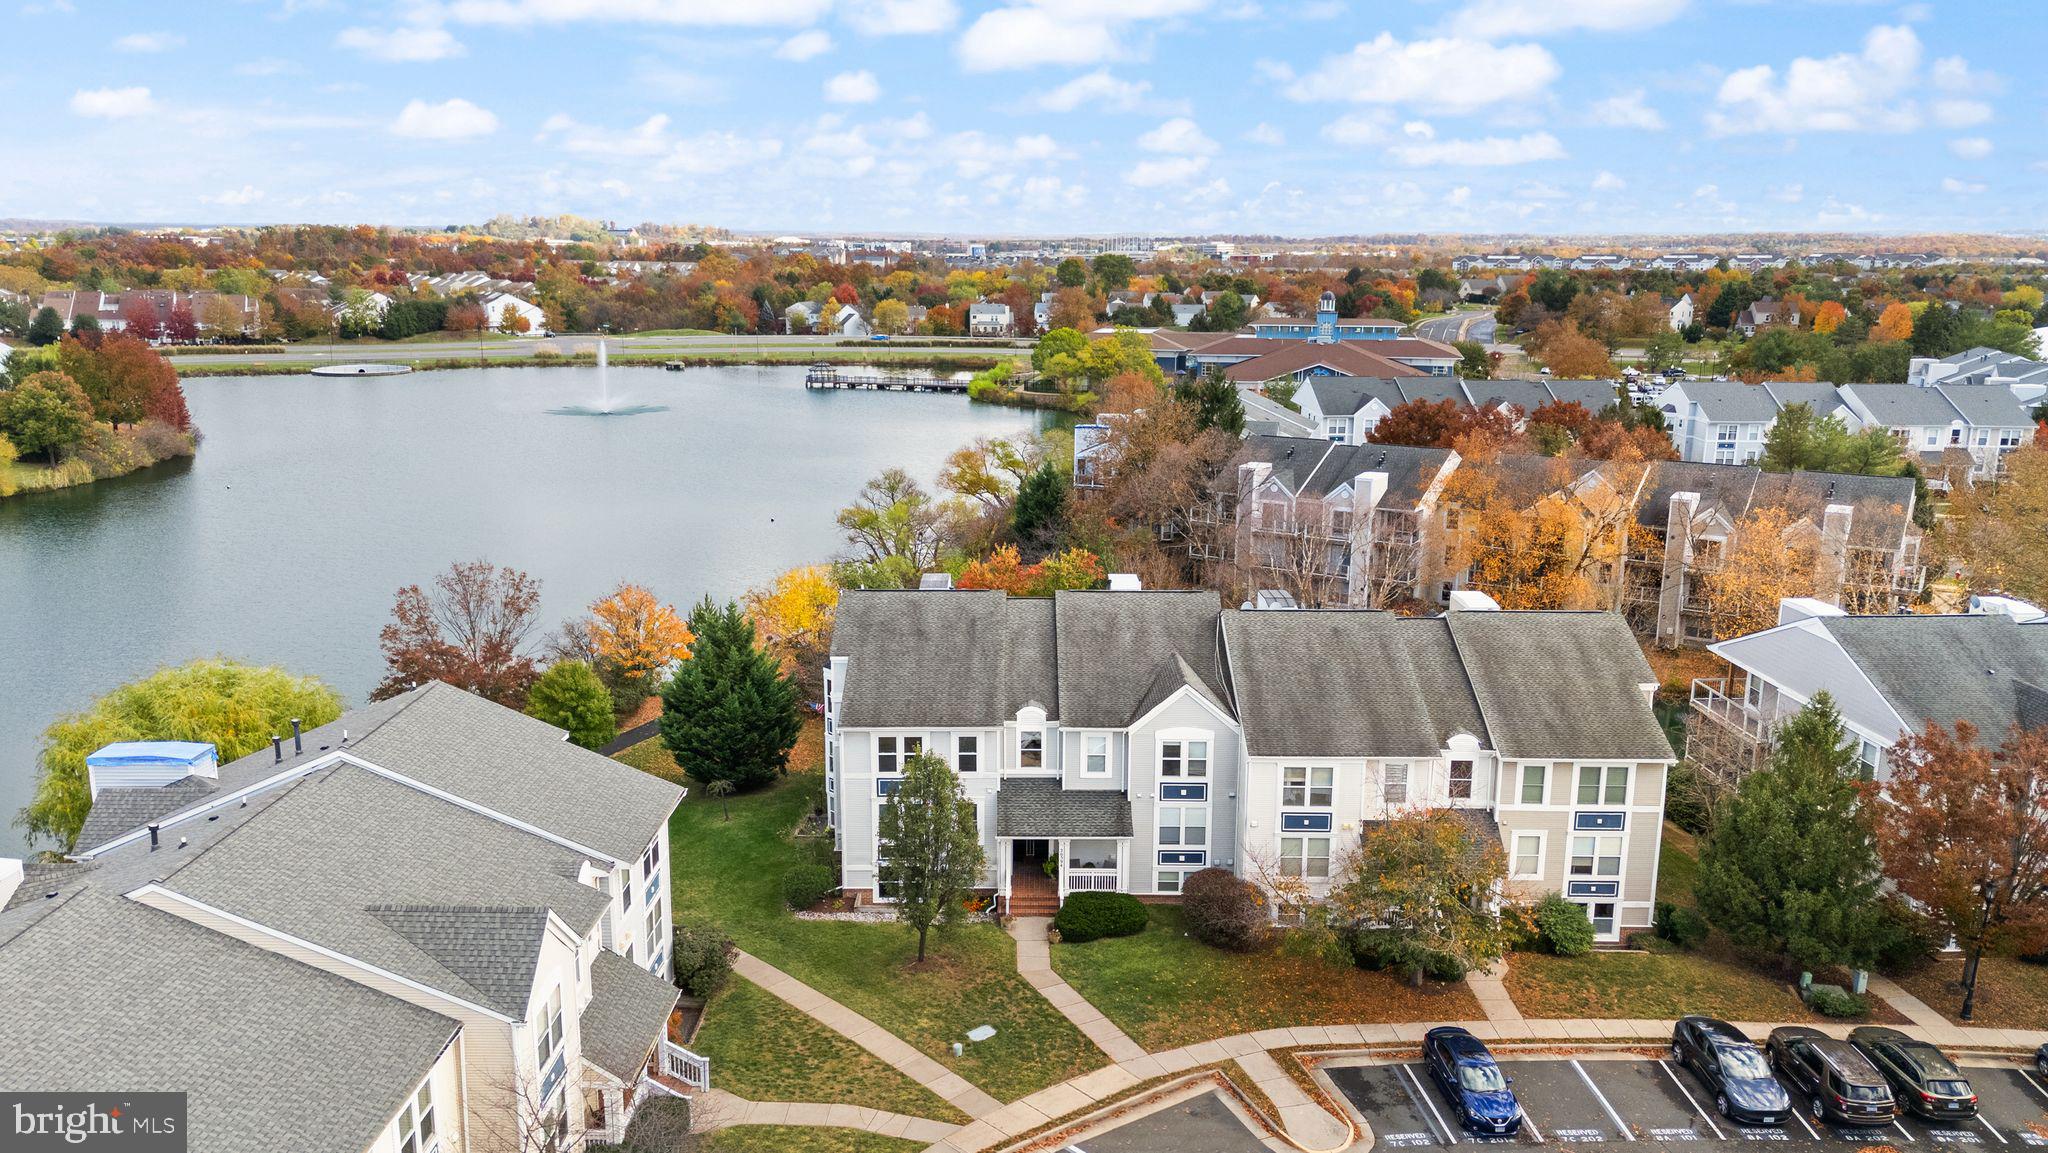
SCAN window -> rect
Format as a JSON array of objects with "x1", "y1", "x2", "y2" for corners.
[
  {"x1": 1448, "y1": 760, "x2": 1474, "y2": 800},
  {"x1": 641, "y1": 839, "x2": 660, "y2": 879},
  {"x1": 1279, "y1": 836, "x2": 1332, "y2": 879},
  {"x1": 645, "y1": 902, "x2": 664, "y2": 963},
  {"x1": 1018, "y1": 730, "x2": 1043, "y2": 769},
  {"x1": 1519, "y1": 764, "x2": 1547, "y2": 805},
  {"x1": 534, "y1": 984, "x2": 564, "y2": 1070},
  {"x1": 1383, "y1": 763, "x2": 1409, "y2": 805},
  {"x1": 1156, "y1": 869, "x2": 1196, "y2": 894},
  {"x1": 1512, "y1": 834, "x2": 1543, "y2": 879},
  {"x1": 620, "y1": 865, "x2": 633, "y2": 911},
  {"x1": 956, "y1": 735, "x2": 979, "y2": 773},
  {"x1": 1580, "y1": 900, "x2": 1617, "y2": 937},
  {"x1": 1856, "y1": 740, "x2": 1881, "y2": 780},
  {"x1": 876, "y1": 735, "x2": 920, "y2": 774},
  {"x1": 397, "y1": 1078, "x2": 437, "y2": 1153},
  {"x1": 1569, "y1": 834, "x2": 1622, "y2": 877},
  {"x1": 1577, "y1": 765, "x2": 1627, "y2": 805},
  {"x1": 1282, "y1": 766, "x2": 1333, "y2": 808},
  {"x1": 1161, "y1": 739, "x2": 1208, "y2": 778},
  {"x1": 1084, "y1": 734, "x2": 1108, "y2": 775},
  {"x1": 1157, "y1": 805, "x2": 1207, "y2": 847}
]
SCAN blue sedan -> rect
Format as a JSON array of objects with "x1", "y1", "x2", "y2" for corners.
[{"x1": 1424, "y1": 1026, "x2": 1523, "y2": 1135}]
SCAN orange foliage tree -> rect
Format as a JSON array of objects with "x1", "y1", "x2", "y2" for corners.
[
  {"x1": 1811, "y1": 300, "x2": 1847, "y2": 335},
  {"x1": 957, "y1": 545, "x2": 1106, "y2": 596},
  {"x1": 1873, "y1": 302, "x2": 1915, "y2": 342},
  {"x1": 588, "y1": 582, "x2": 695, "y2": 689}
]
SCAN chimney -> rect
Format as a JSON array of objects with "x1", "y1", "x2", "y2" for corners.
[
  {"x1": 271, "y1": 735, "x2": 282, "y2": 764},
  {"x1": 1656, "y1": 491, "x2": 1701, "y2": 648},
  {"x1": 1446, "y1": 589, "x2": 1501, "y2": 613},
  {"x1": 291, "y1": 719, "x2": 302, "y2": 754},
  {"x1": 1816, "y1": 503, "x2": 1853, "y2": 605}
]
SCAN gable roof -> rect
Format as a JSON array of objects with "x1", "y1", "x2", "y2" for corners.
[
  {"x1": 366, "y1": 905, "x2": 552, "y2": 1017},
  {"x1": 833, "y1": 591, "x2": 1056, "y2": 726},
  {"x1": 994, "y1": 777, "x2": 1134, "y2": 838},
  {"x1": 1302, "y1": 375, "x2": 1410, "y2": 417},
  {"x1": 1222, "y1": 612, "x2": 1486, "y2": 758},
  {"x1": 579, "y1": 950, "x2": 681, "y2": 1083},
  {"x1": 1820, "y1": 614, "x2": 2048, "y2": 738},
  {"x1": 1054, "y1": 591, "x2": 1229, "y2": 728},
  {"x1": 1673, "y1": 380, "x2": 1782, "y2": 422},
  {"x1": 1443, "y1": 610, "x2": 1672, "y2": 761},
  {"x1": 1217, "y1": 340, "x2": 1423, "y2": 382},
  {"x1": 1841, "y1": 383, "x2": 1964, "y2": 427}
]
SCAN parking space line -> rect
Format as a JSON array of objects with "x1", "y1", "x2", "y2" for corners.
[
  {"x1": 1895, "y1": 1119, "x2": 1917, "y2": 1143},
  {"x1": 1657, "y1": 1061, "x2": 1727, "y2": 1141},
  {"x1": 1519, "y1": 1107, "x2": 1544, "y2": 1145},
  {"x1": 1978, "y1": 1117, "x2": 2008, "y2": 1145},
  {"x1": 2020, "y1": 1071, "x2": 2048, "y2": 1103},
  {"x1": 1401, "y1": 1063, "x2": 1459, "y2": 1146},
  {"x1": 1789, "y1": 1109, "x2": 1821, "y2": 1142},
  {"x1": 1572, "y1": 1060, "x2": 1637, "y2": 1142}
]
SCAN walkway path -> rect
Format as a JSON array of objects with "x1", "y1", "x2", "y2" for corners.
[
  {"x1": 1464, "y1": 960, "x2": 1524, "y2": 1026},
  {"x1": 695, "y1": 1089, "x2": 963, "y2": 1144},
  {"x1": 732, "y1": 951, "x2": 1004, "y2": 1117},
  {"x1": 1007, "y1": 918, "x2": 1148, "y2": 1063}
]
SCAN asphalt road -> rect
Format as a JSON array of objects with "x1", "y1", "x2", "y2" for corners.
[
  {"x1": 1415, "y1": 310, "x2": 1497, "y2": 345},
  {"x1": 163, "y1": 333, "x2": 1033, "y2": 367},
  {"x1": 1069, "y1": 1091, "x2": 1265, "y2": 1153}
]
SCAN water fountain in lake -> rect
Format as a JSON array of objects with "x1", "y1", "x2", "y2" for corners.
[{"x1": 547, "y1": 341, "x2": 669, "y2": 416}]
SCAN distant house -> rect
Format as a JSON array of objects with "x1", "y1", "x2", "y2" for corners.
[
  {"x1": 1667, "y1": 293, "x2": 1694, "y2": 332},
  {"x1": 786, "y1": 300, "x2": 825, "y2": 332},
  {"x1": 831, "y1": 303, "x2": 871, "y2": 338},
  {"x1": 479, "y1": 291, "x2": 547, "y2": 335},
  {"x1": 1733, "y1": 297, "x2": 1798, "y2": 336},
  {"x1": 968, "y1": 302, "x2": 1015, "y2": 337}
]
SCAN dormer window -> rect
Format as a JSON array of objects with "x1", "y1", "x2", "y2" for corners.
[
  {"x1": 1018, "y1": 730, "x2": 1043, "y2": 769},
  {"x1": 1449, "y1": 759, "x2": 1474, "y2": 800}
]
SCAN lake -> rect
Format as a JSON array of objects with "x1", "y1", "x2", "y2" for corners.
[{"x1": 0, "y1": 364, "x2": 1048, "y2": 853}]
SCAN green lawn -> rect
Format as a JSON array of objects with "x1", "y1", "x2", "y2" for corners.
[
  {"x1": 1657, "y1": 822, "x2": 1700, "y2": 911},
  {"x1": 690, "y1": 979, "x2": 970, "y2": 1122},
  {"x1": 1892, "y1": 954, "x2": 2048, "y2": 1030},
  {"x1": 1050, "y1": 907, "x2": 1482, "y2": 1050},
  {"x1": 703, "y1": 1128, "x2": 925, "y2": 1153},
  {"x1": 1505, "y1": 949, "x2": 1819, "y2": 1022},
  {"x1": 654, "y1": 735, "x2": 1105, "y2": 1103}
]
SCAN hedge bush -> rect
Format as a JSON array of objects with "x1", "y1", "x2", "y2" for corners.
[
  {"x1": 1873, "y1": 896, "x2": 1941, "y2": 975},
  {"x1": 1805, "y1": 984, "x2": 1868, "y2": 1018},
  {"x1": 1534, "y1": 894, "x2": 1596, "y2": 956},
  {"x1": 1181, "y1": 867, "x2": 1267, "y2": 952},
  {"x1": 1654, "y1": 901, "x2": 1710, "y2": 950},
  {"x1": 671, "y1": 920, "x2": 736, "y2": 998},
  {"x1": 781, "y1": 863, "x2": 838, "y2": 911},
  {"x1": 1053, "y1": 891, "x2": 1149, "y2": 943}
]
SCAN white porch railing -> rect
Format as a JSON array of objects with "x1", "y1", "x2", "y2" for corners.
[
  {"x1": 660, "y1": 1039, "x2": 711, "y2": 1090},
  {"x1": 1063, "y1": 870, "x2": 1119, "y2": 893}
]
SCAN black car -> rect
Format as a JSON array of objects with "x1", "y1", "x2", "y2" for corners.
[
  {"x1": 1671, "y1": 1016, "x2": 1792, "y2": 1124},
  {"x1": 1848, "y1": 1027, "x2": 1977, "y2": 1120},
  {"x1": 1422, "y1": 1026, "x2": 1523, "y2": 1135},
  {"x1": 2037, "y1": 1044, "x2": 2048, "y2": 1078},
  {"x1": 1766, "y1": 1026, "x2": 1897, "y2": 1126}
]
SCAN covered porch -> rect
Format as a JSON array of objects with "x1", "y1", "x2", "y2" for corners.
[
  {"x1": 992, "y1": 778, "x2": 1135, "y2": 916},
  {"x1": 578, "y1": 951, "x2": 704, "y2": 1146}
]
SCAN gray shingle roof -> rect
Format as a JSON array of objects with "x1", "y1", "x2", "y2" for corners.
[
  {"x1": 1444, "y1": 611, "x2": 1673, "y2": 761},
  {"x1": 995, "y1": 778, "x2": 1134, "y2": 838},
  {"x1": 1821, "y1": 615, "x2": 2048, "y2": 737},
  {"x1": 834, "y1": 590, "x2": 1053, "y2": 726},
  {"x1": 1222, "y1": 612, "x2": 1487, "y2": 758},
  {"x1": 1843, "y1": 383, "x2": 1963, "y2": 427},
  {"x1": 73, "y1": 777, "x2": 219, "y2": 851},
  {"x1": 1932, "y1": 383, "x2": 2033, "y2": 428},
  {"x1": 1675, "y1": 380, "x2": 1782, "y2": 422},
  {"x1": 1300, "y1": 442, "x2": 1455, "y2": 508},
  {"x1": 1054, "y1": 591, "x2": 1229, "y2": 728},
  {"x1": 366, "y1": 905, "x2": 551, "y2": 1017},
  {"x1": 579, "y1": 950, "x2": 680, "y2": 1083},
  {"x1": 1304, "y1": 376, "x2": 1411, "y2": 417},
  {"x1": 0, "y1": 890, "x2": 458, "y2": 1153}
]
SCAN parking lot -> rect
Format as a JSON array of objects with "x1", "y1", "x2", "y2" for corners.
[{"x1": 1328, "y1": 1056, "x2": 2048, "y2": 1151}]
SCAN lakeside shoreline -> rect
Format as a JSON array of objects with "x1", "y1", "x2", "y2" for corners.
[{"x1": 174, "y1": 348, "x2": 1025, "y2": 377}]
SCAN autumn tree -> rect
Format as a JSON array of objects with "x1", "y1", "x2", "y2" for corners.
[
  {"x1": 1697, "y1": 505, "x2": 1814, "y2": 640},
  {"x1": 938, "y1": 436, "x2": 1037, "y2": 511},
  {"x1": 877, "y1": 749, "x2": 987, "y2": 963},
  {"x1": 1531, "y1": 319, "x2": 1616, "y2": 379},
  {"x1": 1440, "y1": 448, "x2": 1646, "y2": 610},
  {"x1": 1872, "y1": 722, "x2": 2048, "y2": 1020},
  {"x1": 835, "y1": 467, "x2": 952, "y2": 588},
  {"x1": 1330, "y1": 808, "x2": 1513, "y2": 985},
  {"x1": 1811, "y1": 300, "x2": 1847, "y2": 335},
  {"x1": 872, "y1": 298, "x2": 909, "y2": 335},
  {"x1": 1368, "y1": 398, "x2": 1466, "y2": 448},
  {"x1": 1873, "y1": 302, "x2": 1915, "y2": 343},
  {"x1": 659, "y1": 598, "x2": 802, "y2": 791},
  {"x1": 956, "y1": 544, "x2": 1105, "y2": 595},
  {"x1": 373, "y1": 559, "x2": 544, "y2": 706},
  {"x1": 588, "y1": 583, "x2": 694, "y2": 693},
  {"x1": 1942, "y1": 445, "x2": 2048, "y2": 604},
  {"x1": 743, "y1": 564, "x2": 840, "y2": 682},
  {"x1": 0, "y1": 371, "x2": 93, "y2": 462}
]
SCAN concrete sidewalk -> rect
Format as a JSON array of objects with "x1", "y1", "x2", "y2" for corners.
[
  {"x1": 696, "y1": 1089, "x2": 963, "y2": 1144},
  {"x1": 1007, "y1": 917, "x2": 1148, "y2": 1063}
]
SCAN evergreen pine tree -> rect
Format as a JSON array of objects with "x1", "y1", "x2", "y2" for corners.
[
  {"x1": 525, "y1": 661, "x2": 618, "y2": 751},
  {"x1": 1175, "y1": 366, "x2": 1246, "y2": 436},
  {"x1": 659, "y1": 597, "x2": 802, "y2": 790},
  {"x1": 1012, "y1": 462, "x2": 1068, "y2": 547},
  {"x1": 1696, "y1": 692, "x2": 1893, "y2": 970},
  {"x1": 25, "y1": 306, "x2": 64, "y2": 347}
]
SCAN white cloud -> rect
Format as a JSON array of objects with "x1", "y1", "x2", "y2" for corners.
[
  {"x1": 1245, "y1": 122, "x2": 1285, "y2": 146},
  {"x1": 1447, "y1": 185, "x2": 1471, "y2": 206},
  {"x1": 441, "y1": 0, "x2": 831, "y2": 26},
  {"x1": 391, "y1": 97, "x2": 499, "y2": 139},
  {"x1": 235, "y1": 58, "x2": 296, "y2": 76},
  {"x1": 844, "y1": 0, "x2": 959, "y2": 34},
  {"x1": 1592, "y1": 170, "x2": 1625, "y2": 191},
  {"x1": 70, "y1": 86, "x2": 155, "y2": 118},
  {"x1": 1444, "y1": 0, "x2": 1685, "y2": 39},
  {"x1": 1286, "y1": 34, "x2": 1558, "y2": 112},
  {"x1": 113, "y1": 31, "x2": 183, "y2": 52},
  {"x1": 1320, "y1": 111, "x2": 1391, "y2": 146},
  {"x1": 1706, "y1": 24, "x2": 1925, "y2": 136},
  {"x1": 1402, "y1": 120, "x2": 1434, "y2": 139},
  {"x1": 205, "y1": 184, "x2": 265, "y2": 206},
  {"x1": 1387, "y1": 131, "x2": 1564, "y2": 167},
  {"x1": 1137, "y1": 117, "x2": 1217, "y2": 155},
  {"x1": 338, "y1": 25, "x2": 466, "y2": 62},
  {"x1": 956, "y1": 0, "x2": 1204, "y2": 72},
  {"x1": 1769, "y1": 183, "x2": 1802, "y2": 203},
  {"x1": 1035, "y1": 69, "x2": 1182, "y2": 113},
  {"x1": 1932, "y1": 99, "x2": 1990, "y2": 128},
  {"x1": 823, "y1": 70, "x2": 880, "y2": 103},
  {"x1": 1941, "y1": 176, "x2": 1984, "y2": 195},
  {"x1": 776, "y1": 30, "x2": 833, "y2": 60},
  {"x1": 1589, "y1": 89, "x2": 1665, "y2": 130},
  {"x1": 1125, "y1": 155, "x2": 1208, "y2": 187},
  {"x1": 1815, "y1": 198, "x2": 1877, "y2": 226},
  {"x1": 655, "y1": 133, "x2": 785, "y2": 176},
  {"x1": 1948, "y1": 136, "x2": 1993, "y2": 159}
]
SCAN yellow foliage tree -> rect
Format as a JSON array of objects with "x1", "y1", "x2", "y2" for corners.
[
  {"x1": 744, "y1": 564, "x2": 840, "y2": 679},
  {"x1": 1811, "y1": 300, "x2": 1847, "y2": 335},
  {"x1": 1698, "y1": 506, "x2": 1814, "y2": 640},
  {"x1": 1873, "y1": 302, "x2": 1915, "y2": 343},
  {"x1": 589, "y1": 583, "x2": 694, "y2": 686},
  {"x1": 1441, "y1": 451, "x2": 1642, "y2": 610},
  {"x1": 1942, "y1": 445, "x2": 2048, "y2": 605}
]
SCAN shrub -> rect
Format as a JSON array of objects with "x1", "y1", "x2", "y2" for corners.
[
  {"x1": 1662, "y1": 762, "x2": 1714, "y2": 834},
  {"x1": 1534, "y1": 894, "x2": 1596, "y2": 956},
  {"x1": 1053, "y1": 891, "x2": 1149, "y2": 943},
  {"x1": 671, "y1": 920, "x2": 735, "y2": 998},
  {"x1": 1872, "y1": 896, "x2": 1941, "y2": 976},
  {"x1": 1181, "y1": 867, "x2": 1267, "y2": 952},
  {"x1": 1805, "y1": 984, "x2": 1868, "y2": 1018},
  {"x1": 781, "y1": 863, "x2": 838, "y2": 912},
  {"x1": 1422, "y1": 950, "x2": 1469, "y2": 981},
  {"x1": 1654, "y1": 901, "x2": 1710, "y2": 950}
]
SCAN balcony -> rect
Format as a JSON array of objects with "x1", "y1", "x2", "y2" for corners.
[{"x1": 1689, "y1": 677, "x2": 1771, "y2": 740}]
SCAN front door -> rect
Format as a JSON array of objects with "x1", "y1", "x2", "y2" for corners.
[
  {"x1": 1013, "y1": 838, "x2": 1050, "y2": 869},
  {"x1": 1575, "y1": 899, "x2": 1618, "y2": 942}
]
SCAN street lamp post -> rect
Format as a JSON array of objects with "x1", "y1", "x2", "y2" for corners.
[{"x1": 1958, "y1": 879, "x2": 1997, "y2": 1022}]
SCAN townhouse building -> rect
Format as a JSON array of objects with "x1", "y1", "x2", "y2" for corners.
[
  {"x1": 0, "y1": 682, "x2": 690, "y2": 1153},
  {"x1": 825, "y1": 588, "x2": 1674, "y2": 942},
  {"x1": 1293, "y1": 377, "x2": 1619, "y2": 445},
  {"x1": 1687, "y1": 598, "x2": 2048, "y2": 783}
]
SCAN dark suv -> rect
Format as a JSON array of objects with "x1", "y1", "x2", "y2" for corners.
[
  {"x1": 1766, "y1": 1026, "x2": 1896, "y2": 1126},
  {"x1": 1670, "y1": 1016, "x2": 1791, "y2": 1124},
  {"x1": 1848, "y1": 1027, "x2": 1977, "y2": 1120}
]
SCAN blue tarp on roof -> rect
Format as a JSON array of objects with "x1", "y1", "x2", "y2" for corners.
[{"x1": 85, "y1": 741, "x2": 217, "y2": 767}]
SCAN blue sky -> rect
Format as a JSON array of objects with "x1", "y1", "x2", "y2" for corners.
[{"x1": 2, "y1": 0, "x2": 2038, "y2": 236}]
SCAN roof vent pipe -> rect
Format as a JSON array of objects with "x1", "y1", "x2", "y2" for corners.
[
  {"x1": 291, "y1": 719, "x2": 302, "y2": 755},
  {"x1": 272, "y1": 735, "x2": 282, "y2": 764},
  {"x1": 148, "y1": 824, "x2": 160, "y2": 851}
]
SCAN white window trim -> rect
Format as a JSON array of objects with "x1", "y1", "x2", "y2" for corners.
[
  {"x1": 1280, "y1": 765, "x2": 1336, "y2": 810},
  {"x1": 955, "y1": 733, "x2": 980, "y2": 773},
  {"x1": 1517, "y1": 763, "x2": 1548, "y2": 807},
  {"x1": 1573, "y1": 763, "x2": 1631, "y2": 808},
  {"x1": 1082, "y1": 733, "x2": 1110, "y2": 776},
  {"x1": 1509, "y1": 830, "x2": 1547, "y2": 880},
  {"x1": 1156, "y1": 727, "x2": 1215, "y2": 783},
  {"x1": 1567, "y1": 831, "x2": 1626, "y2": 881},
  {"x1": 1017, "y1": 728, "x2": 1046, "y2": 771}
]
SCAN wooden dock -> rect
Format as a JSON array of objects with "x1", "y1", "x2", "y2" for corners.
[{"x1": 804, "y1": 364, "x2": 970, "y2": 392}]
